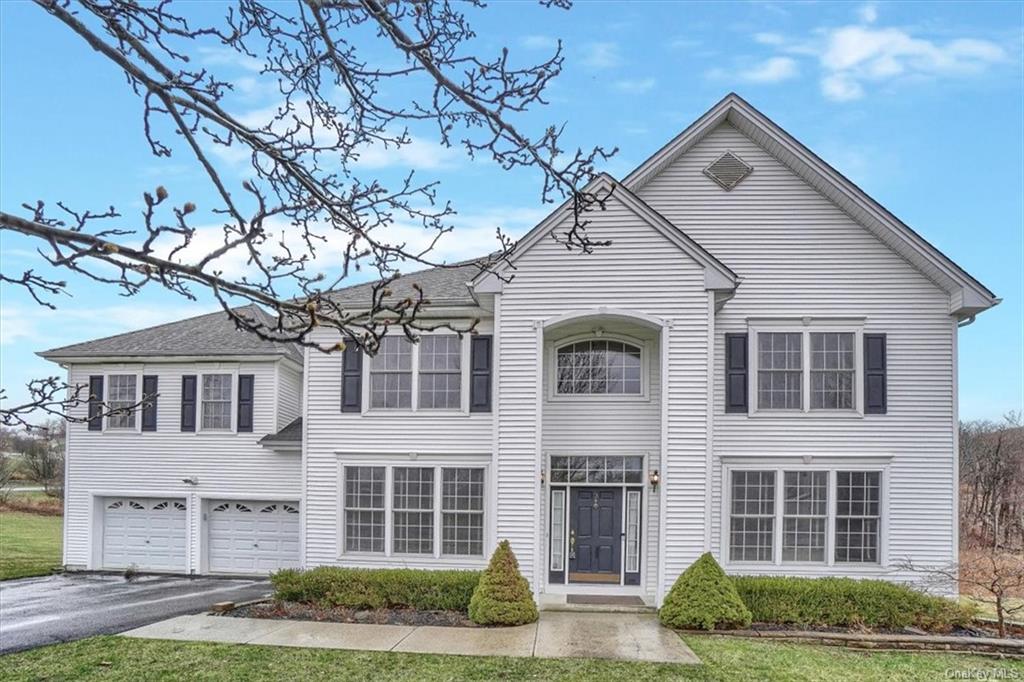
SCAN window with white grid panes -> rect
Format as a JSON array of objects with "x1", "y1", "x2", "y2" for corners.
[
  {"x1": 555, "y1": 339, "x2": 642, "y2": 395},
  {"x1": 419, "y1": 335, "x2": 461, "y2": 409},
  {"x1": 810, "y1": 332, "x2": 855, "y2": 410},
  {"x1": 369, "y1": 337, "x2": 413, "y2": 409},
  {"x1": 729, "y1": 470, "x2": 776, "y2": 562},
  {"x1": 757, "y1": 332, "x2": 802, "y2": 410},
  {"x1": 344, "y1": 466, "x2": 385, "y2": 552},
  {"x1": 835, "y1": 471, "x2": 881, "y2": 563},
  {"x1": 441, "y1": 467, "x2": 484, "y2": 556},
  {"x1": 782, "y1": 471, "x2": 828, "y2": 562},
  {"x1": 392, "y1": 467, "x2": 434, "y2": 554},
  {"x1": 107, "y1": 374, "x2": 138, "y2": 429},
  {"x1": 201, "y1": 374, "x2": 232, "y2": 429}
]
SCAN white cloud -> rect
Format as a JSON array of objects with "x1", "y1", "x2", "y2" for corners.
[
  {"x1": 354, "y1": 136, "x2": 462, "y2": 171},
  {"x1": 612, "y1": 77, "x2": 656, "y2": 94},
  {"x1": 580, "y1": 42, "x2": 621, "y2": 69},
  {"x1": 667, "y1": 37, "x2": 702, "y2": 50},
  {"x1": 739, "y1": 57, "x2": 799, "y2": 83},
  {"x1": 817, "y1": 26, "x2": 1007, "y2": 100},
  {"x1": 754, "y1": 32, "x2": 786, "y2": 46},
  {"x1": 821, "y1": 73, "x2": 865, "y2": 102},
  {"x1": 858, "y1": 3, "x2": 878, "y2": 24},
  {"x1": 197, "y1": 47, "x2": 264, "y2": 73},
  {"x1": 521, "y1": 35, "x2": 558, "y2": 50}
]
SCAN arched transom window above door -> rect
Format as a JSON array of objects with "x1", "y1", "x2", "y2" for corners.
[{"x1": 554, "y1": 338, "x2": 644, "y2": 396}]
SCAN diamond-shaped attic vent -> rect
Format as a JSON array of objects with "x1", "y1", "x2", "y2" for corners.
[{"x1": 703, "y1": 151, "x2": 752, "y2": 191}]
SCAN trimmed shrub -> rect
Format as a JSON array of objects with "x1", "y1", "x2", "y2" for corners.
[
  {"x1": 468, "y1": 540, "x2": 539, "y2": 625},
  {"x1": 271, "y1": 567, "x2": 480, "y2": 612},
  {"x1": 732, "y1": 575, "x2": 973, "y2": 631},
  {"x1": 660, "y1": 553, "x2": 752, "y2": 630}
]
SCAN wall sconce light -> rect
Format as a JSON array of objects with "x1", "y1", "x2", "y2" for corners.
[
  {"x1": 540, "y1": 470, "x2": 546, "y2": 487},
  {"x1": 648, "y1": 469, "x2": 660, "y2": 488}
]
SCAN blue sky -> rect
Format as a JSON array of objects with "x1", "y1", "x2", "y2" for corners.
[{"x1": 1, "y1": 1, "x2": 1021, "y2": 420}]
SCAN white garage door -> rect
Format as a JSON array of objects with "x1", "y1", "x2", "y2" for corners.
[
  {"x1": 208, "y1": 500, "x2": 300, "y2": 574},
  {"x1": 102, "y1": 497, "x2": 187, "y2": 572}
]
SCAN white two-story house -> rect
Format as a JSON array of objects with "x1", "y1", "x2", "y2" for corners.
[{"x1": 41, "y1": 94, "x2": 998, "y2": 605}]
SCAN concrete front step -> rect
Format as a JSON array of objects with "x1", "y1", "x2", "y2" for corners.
[{"x1": 539, "y1": 593, "x2": 657, "y2": 614}]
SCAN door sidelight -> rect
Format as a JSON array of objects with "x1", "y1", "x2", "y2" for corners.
[{"x1": 569, "y1": 529, "x2": 576, "y2": 559}]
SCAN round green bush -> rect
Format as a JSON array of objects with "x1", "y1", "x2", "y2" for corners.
[
  {"x1": 659, "y1": 553, "x2": 752, "y2": 630},
  {"x1": 468, "y1": 540, "x2": 539, "y2": 626}
]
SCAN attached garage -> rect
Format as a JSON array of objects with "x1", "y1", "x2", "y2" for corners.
[
  {"x1": 101, "y1": 497, "x2": 187, "y2": 572},
  {"x1": 207, "y1": 500, "x2": 300, "y2": 574}
]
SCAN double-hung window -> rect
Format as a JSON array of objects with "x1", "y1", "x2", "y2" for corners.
[
  {"x1": 367, "y1": 335, "x2": 465, "y2": 411},
  {"x1": 342, "y1": 464, "x2": 486, "y2": 558},
  {"x1": 752, "y1": 325, "x2": 860, "y2": 413},
  {"x1": 201, "y1": 374, "x2": 233, "y2": 429},
  {"x1": 369, "y1": 337, "x2": 413, "y2": 409},
  {"x1": 728, "y1": 468, "x2": 882, "y2": 565},
  {"x1": 107, "y1": 374, "x2": 138, "y2": 429}
]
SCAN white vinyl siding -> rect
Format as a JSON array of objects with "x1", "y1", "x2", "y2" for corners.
[
  {"x1": 61, "y1": 360, "x2": 301, "y2": 573},
  {"x1": 637, "y1": 120, "x2": 957, "y2": 587}
]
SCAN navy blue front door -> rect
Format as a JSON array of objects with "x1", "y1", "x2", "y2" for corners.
[{"x1": 569, "y1": 487, "x2": 622, "y2": 583}]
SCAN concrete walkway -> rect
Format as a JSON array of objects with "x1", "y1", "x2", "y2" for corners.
[{"x1": 123, "y1": 611, "x2": 699, "y2": 664}]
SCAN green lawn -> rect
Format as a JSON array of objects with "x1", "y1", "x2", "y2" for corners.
[
  {"x1": 0, "y1": 510, "x2": 63, "y2": 580},
  {"x1": 2, "y1": 634, "x2": 1021, "y2": 681}
]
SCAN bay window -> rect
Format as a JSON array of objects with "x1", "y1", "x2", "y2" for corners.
[{"x1": 728, "y1": 468, "x2": 882, "y2": 565}]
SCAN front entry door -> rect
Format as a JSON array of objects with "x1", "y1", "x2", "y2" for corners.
[{"x1": 569, "y1": 487, "x2": 622, "y2": 583}]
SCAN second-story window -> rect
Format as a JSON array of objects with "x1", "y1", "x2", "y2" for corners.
[
  {"x1": 107, "y1": 374, "x2": 138, "y2": 429},
  {"x1": 419, "y1": 336, "x2": 461, "y2": 409},
  {"x1": 555, "y1": 339, "x2": 642, "y2": 396},
  {"x1": 752, "y1": 326, "x2": 861, "y2": 413},
  {"x1": 369, "y1": 337, "x2": 413, "y2": 409},
  {"x1": 201, "y1": 374, "x2": 233, "y2": 429}
]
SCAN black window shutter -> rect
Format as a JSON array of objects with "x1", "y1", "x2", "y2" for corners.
[
  {"x1": 864, "y1": 334, "x2": 887, "y2": 414},
  {"x1": 141, "y1": 375, "x2": 158, "y2": 432},
  {"x1": 87, "y1": 375, "x2": 104, "y2": 431},
  {"x1": 181, "y1": 375, "x2": 197, "y2": 432},
  {"x1": 470, "y1": 335, "x2": 493, "y2": 413},
  {"x1": 725, "y1": 333, "x2": 749, "y2": 414},
  {"x1": 237, "y1": 374, "x2": 255, "y2": 432},
  {"x1": 341, "y1": 343, "x2": 362, "y2": 413}
]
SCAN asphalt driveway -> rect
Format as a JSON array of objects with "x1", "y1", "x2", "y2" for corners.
[{"x1": 0, "y1": 573, "x2": 271, "y2": 654}]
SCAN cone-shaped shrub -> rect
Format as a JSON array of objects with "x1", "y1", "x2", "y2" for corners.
[
  {"x1": 659, "y1": 552, "x2": 752, "y2": 630},
  {"x1": 468, "y1": 540, "x2": 539, "y2": 625}
]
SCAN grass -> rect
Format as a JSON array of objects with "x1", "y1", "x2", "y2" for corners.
[
  {"x1": 963, "y1": 595, "x2": 1024, "y2": 625},
  {"x1": 0, "y1": 510, "x2": 62, "y2": 580},
  {"x1": 2, "y1": 634, "x2": 1022, "y2": 681}
]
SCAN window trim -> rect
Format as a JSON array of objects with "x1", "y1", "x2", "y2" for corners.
[
  {"x1": 103, "y1": 371, "x2": 143, "y2": 432},
  {"x1": 722, "y1": 463, "x2": 887, "y2": 569},
  {"x1": 362, "y1": 333, "x2": 471, "y2": 415},
  {"x1": 198, "y1": 370, "x2": 238, "y2": 433},
  {"x1": 339, "y1": 461, "x2": 488, "y2": 561},
  {"x1": 547, "y1": 332, "x2": 650, "y2": 402},
  {"x1": 748, "y1": 322, "x2": 864, "y2": 417}
]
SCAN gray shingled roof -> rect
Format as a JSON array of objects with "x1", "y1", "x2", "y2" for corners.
[
  {"x1": 323, "y1": 258, "x2": 482, "y2": 308},
  {"x1": 37, "y1": 261, "x2": 484, "y2": 363},
  {"x1": 39, "y1": 305, "x2": 303, "y2": 363},
  {"x1": 259, "y1": 417, "x2": 303, "y2": 446}
]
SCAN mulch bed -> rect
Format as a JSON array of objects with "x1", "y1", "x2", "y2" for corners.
[{"x1": 226, "y1": 600, "x2": 477, "y2": 628}]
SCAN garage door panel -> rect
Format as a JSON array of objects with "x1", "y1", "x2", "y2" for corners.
[
  {"x1": 102, "y1": 497, "x2": 187, "y2": 572},
  {"x1": 208, "y1": 500, "x2": 300, "y2": 574}
]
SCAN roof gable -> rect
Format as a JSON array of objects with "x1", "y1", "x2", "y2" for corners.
[
  {"x1": 623, "y1": 93, "x2": 998, "y2": 317},
  {"x1": 473, "y1": 173, "x2": 737, "y2": 293}
]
